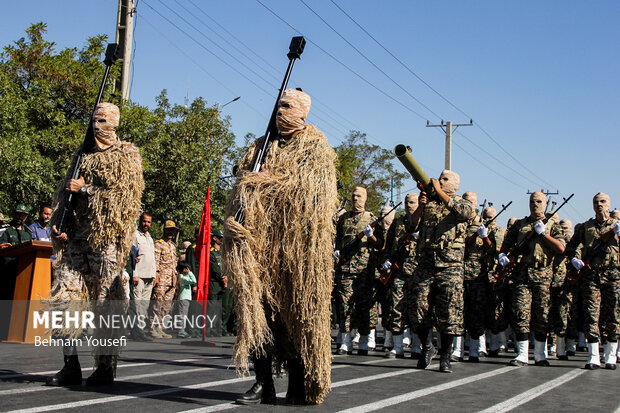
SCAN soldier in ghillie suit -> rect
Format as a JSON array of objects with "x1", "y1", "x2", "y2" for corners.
[
  {"x1": 407, "y1": 170, "x2": 473, "y2": 373},
  {"x1": 223, "y1": 89, "x2": 338, "y2": 405},
  {"x1": 47, "y1": 102, "x2": 144, "y2": 386},
  {"x1": 566, "y1": 192, "x2": 620, "y2": 370},
  {"x1": 498, "y1": 191, "x2": 565, "y2": 367},
  {"x1": 333, "y1": 186, "x2": 383, "y2": 356}
]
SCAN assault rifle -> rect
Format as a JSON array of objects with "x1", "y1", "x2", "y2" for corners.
[
  {"x1": 566, "y1": 227, "x2": 617, "y2": 285},
  {"x1": 234, "y1": 36, "x2": 306, "y2": 223},
  {"x1": 378, "y1": 228, "x2": 418, "y2": 285},
  {"x1": 465, "y1": 201, "x2": 512, "y2": 246},
  {"x1": 336, "y1": 202, "x2": 401, "y2": 267},
  {"x1": 53, "y1": 43, "x2": 119, "y2": 235},
  {"x1": 492, "y1": 193, "x2": 574, "y2": 281}
]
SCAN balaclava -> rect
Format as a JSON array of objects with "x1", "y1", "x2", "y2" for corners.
[
  {"x1": 529, "y1": 191, "x2": 547, "y2": 221},
  {"x1": 380, "y1": 205, "x2": 395, "y2": 231},
  {"x1": 404, "y1": 193, "x2": 419, "y2": 215},
  {"x1": 351, "y1": 186, "x2": 367, "y2": 214},
  {"x1": 275, "y1": 89, "x2": 311, "y2": 136},
  {"x1": 439, "y1": 170, "x2": 460, "y2": 196},
  {"x1": 593, "y1": 192, "x2": 611, "y2": 222},
  {"x1": 93, "y1": 102, "x2": 120, "y2": 150},
  {"x1": 483, "y1": 206, "x2": 497, "y2": 226},
  {"x1": 462, "y1": 191, "x2": 478, "y2": 218},
  {"x1": 559, "y1": 219, "x2": 573, "y2": 235}
]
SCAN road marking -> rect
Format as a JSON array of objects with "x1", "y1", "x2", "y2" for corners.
[
  {"x1": 0, "y1": 356, "x2": 225, "y2": 380},
  {"x1": 6, "y1": 356, "x2": 402, "y2": 412},
  {"x1": 478, "y1": 369, "x2": 586, "y2": 413},
  {"x1": 337, "y1": 366, "x2": 515, "y2": 413},
  {"x1": 178, "y1": 358, "x2": 423, "y2": 413}
]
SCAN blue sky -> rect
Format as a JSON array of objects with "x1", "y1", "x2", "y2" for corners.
[{"x1": 2, "y1": 1, "x2": 619, "y2": 224}]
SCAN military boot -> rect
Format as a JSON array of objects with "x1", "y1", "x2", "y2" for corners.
[
  {"x1": 585, "y1": 341, "x2": 601, "y2": 370},
  {"x1": 86, "y1": 355, "x2": 116, "y2": 386},
  {"x1": 439, "y1": 333, "x2": 454, "y2": 373},
  {"x1": 236, "y1": 356, "x2": 276, "y2": 405},
  {"x1": 285, "y1": 358, "x2": 306, "y2": 405},
  {"x1": 417, "y1": 330, "x2": 436, "y2": 369},
  {"x1": 46, "y1": 355, "x2": 82, "y2": 386}
]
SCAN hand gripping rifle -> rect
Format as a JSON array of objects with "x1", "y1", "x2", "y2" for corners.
[
  {"x1": 336, "y1": 202, "x2": 402, "y2": 267},
  {"x1": 566, "y1": 227, "x2": 617, "y2": 285},
  {"x1": 53, "y1": 43, "x2": 120, "y2": 235},
  {"x1": 234, "y1": 36, "x2": 306, "y2": 223},
  {"x1": 465, "y1": 201, "x2": 512, "y2": 246},
  {"x1": 492, "y1": 193, "x2": 574, "y2": 281},
  {"x1": 378, "y1": 228, "x2": 417, "y2": 285}
]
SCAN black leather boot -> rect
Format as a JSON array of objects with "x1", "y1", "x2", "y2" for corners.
[
  {"x1": 46, "y1": 355, "x2": 82, "y2": 386},
  {"x1": 285, "y1": 358, "x2": 306, "y2": 405},
  {"x1": 236, "y1": 355, "x2": 276, "y2": 405},
  {"x1": 439, "y1": 333, "x2": 454, "y2": 373},
  {"x1": 416, "y1": 330, "x2": 436, "y2": 369},
  {"x1": 86, "y1": 355, "x2": 115, "y2": 386}
]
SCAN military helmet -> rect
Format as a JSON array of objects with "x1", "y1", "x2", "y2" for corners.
[{"x1": 212, "y1": 229, "x2": 224, "y2": 238}]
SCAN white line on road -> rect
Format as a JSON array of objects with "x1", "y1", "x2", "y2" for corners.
[
  {"x1": 478, "y1": 369, "x2": 585, "y2": 413},
  {"x1": 337, "y1": 366, "x2": 516, "y2": 413}
]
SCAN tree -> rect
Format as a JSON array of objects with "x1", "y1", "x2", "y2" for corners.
[
  {"x1": 0, "y1": 24, "x2": 239, "y2": 243},
  {"x1": 334, "y1": 131, "x2": 408, "y2": 213}
]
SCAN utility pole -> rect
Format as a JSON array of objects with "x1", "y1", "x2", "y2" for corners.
[
  {"x1": 115, "y1": 0, "x2": 135, "y2": 101},
  {"x1": 426, "y1": 119, "x2": 473, "y2": 170}
]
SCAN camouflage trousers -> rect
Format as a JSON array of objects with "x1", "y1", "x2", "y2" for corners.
[
  {"x1": 582, "y1": 269, "x2": 620, "y2": 342},
  {"x1": 551, "y1": 282, "x2": 579, "y2": 338},
  {"x1": 150, "y1": 276, "x2": 176, "y2": 324},
  {"x1": 383, "y1": 276, "x2": 409, "y2": 334},
  {"x1": 50, "y1": 241, "x2": 128, "y2": 355},
  {"x1": 352, "y1": 271, "x2": 377, "y2": 334},
  {"x1": 487, "y1": 278, "x2": 511, "y2": 334},
  {"x1": 464, "y1": 279, "x2": 489, "y2": 338},
  {"x1": 407, "y1": 262, "x2": 464, "y2": 335},
  {"x1": 511, "y1": 281, "x2": 551, "y2": 336}
]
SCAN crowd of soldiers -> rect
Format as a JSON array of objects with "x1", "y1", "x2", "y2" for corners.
[{"x1": 332, "y1": 174, "x2": 619, "y2": 373}]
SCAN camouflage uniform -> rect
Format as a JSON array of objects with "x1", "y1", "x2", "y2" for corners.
[
  {"x1": 334, "y1": 210, "x2": 376, "y2": 334},
  {"x1": 486, "y1": 226, "x2": 508, "y2": 334},
  {"x1": 408, "y1": 196, "x2": 472, "y2": 335},
  {"x1": 463, "y1": 215, "x2": 489, "y2": 339},
  {"x1": 384, "y1": 215, "x2": 418, "y2": 334},
  {"x1": 151, "y1": 239, "x2": 178, "y2": 323},
  {"x1": 568, "y1": 218, "x2": 620, "y2": 342},
  {"x1": 502, "y1": 218, "x2": 565, "y2": 337},
  {"x1": 551, "y1": 226, "x2": 577, "y2": 339}
]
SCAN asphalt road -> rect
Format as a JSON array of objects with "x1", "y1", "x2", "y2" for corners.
[{"x1": 1, "y1": 333, "x2": 619, "y2": 413}]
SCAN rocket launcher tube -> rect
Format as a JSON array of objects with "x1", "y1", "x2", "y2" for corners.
[{"x1": 394, "y1": 145, "x2": 434, "y2": 196}]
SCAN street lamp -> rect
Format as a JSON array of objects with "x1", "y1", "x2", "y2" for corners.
[{"x1": 217, "y1": 96, "x2": 241, "y2": 111}]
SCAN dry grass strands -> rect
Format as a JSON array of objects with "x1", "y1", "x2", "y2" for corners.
[{"x1": 223, "y1": 125, "x2": 338, "y2": 404}]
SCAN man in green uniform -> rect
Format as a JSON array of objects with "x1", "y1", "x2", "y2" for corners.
[
  {"x1": 382, "y1": 193, "x2": 419, "y2": 358},
  {"x1": 498, "y1": 191, "x2": 565, "y2": 367},
  {"x1": 567, "y1": 192, "x2": 619, "y2": 370},
  {"x1": 408, "y1": 170, "x2": 473, "y2": 373},
  {"x1": 207, "y1": 229, "x2": 228, "y2": 336},
  {"x1": 333, "y1": 186, "x2": 383, "y2": 355}
]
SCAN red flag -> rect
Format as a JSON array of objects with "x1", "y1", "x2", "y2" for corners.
[{"x1": 195, "y1": 188, "x2": 211, "y2": 302}]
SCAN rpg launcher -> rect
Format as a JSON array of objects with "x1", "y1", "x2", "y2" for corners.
[
  {"x1": 493, "y1": 193, "x2": 574, "y2": 281},
  {"x1": 54, "y1": 43, "x2": 120, "y2": 235},
  {"x1": 566, "y1": 227, "x2": 617, "y2": 285},
  {"x1": 234, "y1": 36, "x2": 306, "y2": 223},
  {"x1": 336, "y1": 202, "x2": 402, "y2": 267},
  {"x1": 394, "y1": 144, "x2": 435, "y2": 197}
]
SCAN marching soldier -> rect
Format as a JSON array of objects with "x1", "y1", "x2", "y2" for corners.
[
  {"x1": 498, "y1": 191, "x2": 565, "y2": 366},
  {"x1": 382, "y1": 193, "x2": 419, "y2": 358},
  {"x1": 407, "y1": 170, "x2": 473, "y2": 373},
  {"x1": 550, "y1": 218, "x2": 574, "y2": 359},
  {"x1": 566, "y1": 193, "x2": 619, "y2": 370},
  {"x1": 333, "y1": 186, "x2": 383, "y2": 355}
]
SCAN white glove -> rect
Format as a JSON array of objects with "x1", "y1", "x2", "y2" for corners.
[
  {"x1": 477, "y1": 224, "x2": 488, "y2": 239},
  {"x1": 412, "y1": 231, "x2": 419, "y2": 240},
  {"x1": 363, "y1": 224, "x2": 374, "y2": 238},
  {"x1": 571, "y1": 257, "x2": 585, "y2": 271},
  {"x1": 534, "y1": 220, "x2": 546, "y2": 235},
  {"x1": 498, "y1": 253, "x2": 510, "y2": 267},
  {"x1": 332, "y1": 250, "x2": 341, "y2": 261},
  {"x1": 614, "y1": 221, "x2": 620, "y2": 237},
  {"x1": 382, "y1": 259, "x2": 392, "y2": 271}
]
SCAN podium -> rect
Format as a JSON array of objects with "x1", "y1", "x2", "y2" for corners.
[{"x1": 0, "y1": 240, "x2": 53, "y2": 343}]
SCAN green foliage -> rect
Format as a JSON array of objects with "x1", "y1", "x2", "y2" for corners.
[
  {"x1": 0, "y1": 24, "x2": 239, "y2": 242},
  {"x1": 334, "y1": 131, "x2": 408, "y2": 213}
]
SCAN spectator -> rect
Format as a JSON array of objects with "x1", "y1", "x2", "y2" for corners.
[
  {"x1": 175, "y1": 262, "x2": 196, "y2": 338},
  {"x1": 29, "y1": 204, "x2": 53, "y2": 241},
  {"x1": 131, "y1": 212, "x2": 157, "y2": 341}
]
